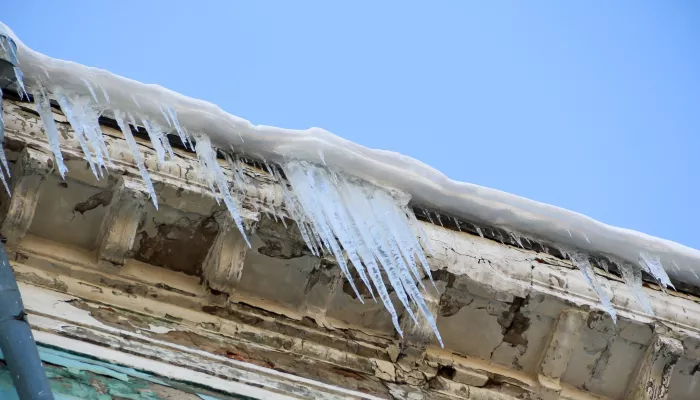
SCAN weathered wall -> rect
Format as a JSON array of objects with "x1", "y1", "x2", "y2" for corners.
[
  {"x1": 0, "y1": 345, "x2": 244, "y2": 400},
  {"x1": 2, "y1": 96, "x2": 700, "y2": 399}
]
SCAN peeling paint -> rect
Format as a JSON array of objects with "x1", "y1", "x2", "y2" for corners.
[{"x1": 5, "y1": 100, "x2": 700, "y2": 399}]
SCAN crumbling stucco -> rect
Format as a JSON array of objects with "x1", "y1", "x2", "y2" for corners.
[{"x1": 3, "y1": 97, "x2": 700, "y2": 399}]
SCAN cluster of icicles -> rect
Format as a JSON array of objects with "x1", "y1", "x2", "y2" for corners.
[
  {"x1": 1, "y1": 70, "x2": 445, "y2": 344},
  {"x1": 0, "y1": 54, "x2": 680, "y2": 345}
]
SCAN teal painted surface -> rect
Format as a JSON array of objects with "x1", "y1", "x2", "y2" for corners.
[{"x1": 0, "y1": 346, "x2": 234, "y2": 399}]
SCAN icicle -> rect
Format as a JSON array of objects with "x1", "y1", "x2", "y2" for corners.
[
  {"x1": 570, "y1": 252, "x2": 616, "y2": 322},
  {"x1": 194, "y1": 134, "x2": 250, "y2": 247},
  {"x1": 638, "y1": 252, "x2": 674, "y2": 291},
  {"x1": 599, "y1": 259, "x2": 610, "y2": 273},
  {"x1": 435, "y1": 212, "x2": 443, "y2": 227},
  {"x1": 194, "y1": 144, "x2": 220, "y2": 204},
  {"x1": 422, "y1": 208, "x2": 434, "y2": 224},
  {"x1": 375, "y1": 190, "x2": 435, "y2": 289},
  {"x1": 582, "y1": 232, "x2": 590, "y2": 243},
  {"x1": 566, "y1": 228, "x2": 572, "y2": 237},
  {"x1": 159, "y1": 104, "x2": 173, "y2": 127},
  {"x1": 405, "y1": 206, "x2": 435, "y2": 256},
  {"x1": 285, "y1": 163, "x2": 364, "y2": 301},
  {"x1": 82, "y1": 78, "x2": 99, "y2": 102},
  {"x1": 262, "y1": 161, "x2": 276, "y2": 179},
  {"x1": 559, "y1": 248, "x2": 569, "y2": 259},
  {"x1": 223, "y1": 152, "x2": 246, "y2": 197},
  {"x1": 271, "y1": 164, "x2": 319, "y2": 257},
  {"x1": 13, "y1": 67, "x2": 29, "y2": 100},
  {"x1": 182, "y1": 127, "x2": 194, "y2": 149},
  {"x1": 238, "y1": 156, "x2": 252, "y2": 184},
  {"x1": 453, "y1": 217, "x2": 461, "y2": 232},
  {"x1": 224, "y1": 152, "x2": 249, "y2": 192},
  {"x1": 165, "y1": 106, "x2": 189, "y2": 148},
  {"x1": 0, "y1": 151, "x2": 8, "y2": 184},
  {"x1": 6, "y1": 38, "x2": 17, "y2": 61},
  {"x1": 54, "y1": 92, "x2": 98, "y2": 178},
  {"x1": 509, "y1": 232, "x2": 524, "y2": 248},
  {"x1": 474, "y1": 224, "x2": 484, "y2": 238},
  {"x1": 282, "y1": 161, "x2": 442, "y2": 345},
  {"x1": 114, "y1": 110, "x2": 158, "y2": 209},
  {"x1": 53, "y1": 89, "x2": 112, "y2": 175},
  {"x1": 0, "y1": 166, "x2": 9, "y2": 196},
  {"x1": 127, "y1": 113, "x2": 138, "y2": 129},
  {"x1": 354, "y1": 190, "x2": 417, "y2": 321},
  {"x1": 619, "y1": 263, "x2": 653, "y2": 315},
  {"x1": 34, "y1": 86, "x2": 68, "y2": 178},
  {"x1": 339, "y1": 188, "x2": 403, "y2": 332},
  {"x1": 142, "y1": 119, "x2": 174, "y2": 164},
  {"x1": 373, "y1": 190, "x2": 426, "y2": 290}
]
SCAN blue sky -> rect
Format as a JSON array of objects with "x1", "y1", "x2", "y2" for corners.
[{"x1": 5, "y1": 2, "x2": 700, "y2": 248}]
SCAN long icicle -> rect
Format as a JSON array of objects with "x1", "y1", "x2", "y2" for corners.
[
  {"x1": 33, "y1": 85, "x2": 68, "y2": 178},
  {"x1": 194, "y1": 135, "x2": 250, "y2": 247},
  {"x1": 114, "y1": 110, "x2": 158, "y2": 209},
  {"x1": 282, "y1": 160, "x2": 443, "y2": 345}
]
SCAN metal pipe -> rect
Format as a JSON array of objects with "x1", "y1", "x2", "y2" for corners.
[
  {"x1": 0, "y1": 242, "x2": 54, "y2": 399},
  {"x1": 0, "y1": 33, "x2": 54, "y2": 399}
]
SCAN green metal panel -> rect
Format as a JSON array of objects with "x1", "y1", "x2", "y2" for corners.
[{"x1": 0, "y1": 346, "x2": 253, "y2": 399}]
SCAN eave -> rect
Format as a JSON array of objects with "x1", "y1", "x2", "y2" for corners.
[{"x1": 2, "y1": 97, "x2": 700, "y2": 399}]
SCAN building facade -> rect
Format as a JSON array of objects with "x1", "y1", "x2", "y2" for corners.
[{"x1": 0, "y1": 93, "x2": 699, "y2": 399}]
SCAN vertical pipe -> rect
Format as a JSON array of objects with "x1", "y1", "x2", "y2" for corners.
[{"x1": 0, "y1": 242, "x2": 54, "y2": 399}]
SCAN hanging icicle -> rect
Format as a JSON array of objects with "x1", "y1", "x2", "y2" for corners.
[
  {"x1": 33, "y1": 85, "x2": 68, "y2": 178},
  {"x1": 619, "y1": 262, "x2": 654, "y2": 315},
  {"x1": 53, "y1": 88, "x2": 112, "y2": 177},
  {"x1": 282, "y1": 160, "x2": 443, "y2": 346},
  {"x1": 142, "y1": 119, "x2": 174, "y2": 164},
  {"x1": 194, "y1": 134, "x2": 250, "y2": 248},
  {"x1": 569, "y1": 252, "x2": 617, "y2": 322},
  {"x1": 638, "y1": 252, "x2": 675, "y2": 291},
  {"x1": 114, "y1": 110, "x2": 158, "y2": 209}
]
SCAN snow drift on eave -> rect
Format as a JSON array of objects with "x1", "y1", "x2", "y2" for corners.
[{"x1": 0, "y1": 21, "x2": 697, "y2": 327}]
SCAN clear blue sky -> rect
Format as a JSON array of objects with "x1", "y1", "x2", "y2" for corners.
[{"x1": 5, "y1": 2, "x2": 700, "y2": 248}]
